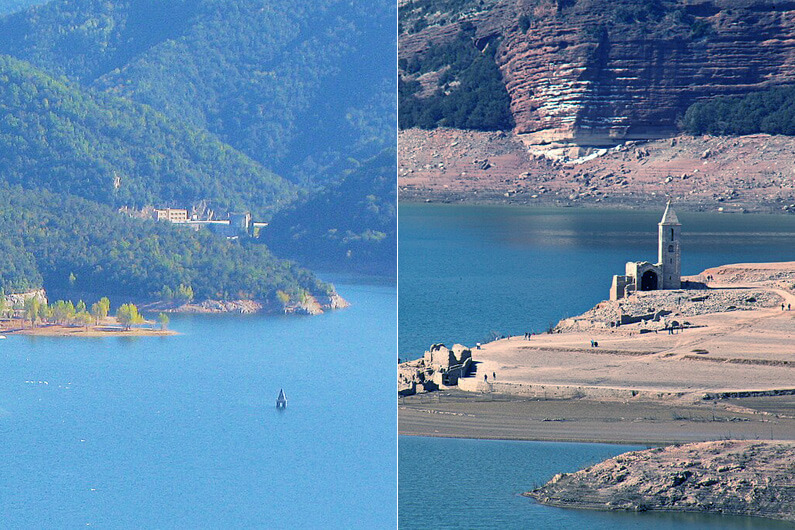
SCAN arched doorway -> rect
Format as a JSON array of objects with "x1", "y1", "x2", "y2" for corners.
[{"x1": 640, "y1": 270, "x2": 658, "y2": 291}]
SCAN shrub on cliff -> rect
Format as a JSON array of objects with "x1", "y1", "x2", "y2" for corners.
[
  {"x1": 399, "y1": 31, "x2": 514, "y2": 131},
  {"x1": 682, "y1": 86, "x2": 795, "y2": 136}
]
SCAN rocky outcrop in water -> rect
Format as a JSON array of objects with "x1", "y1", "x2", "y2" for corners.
[{"x1": 527, "y1": 440, "x2": 795, "y2": 522}]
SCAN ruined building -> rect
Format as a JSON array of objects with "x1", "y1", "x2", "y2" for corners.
[{"x1": 610, "y1": 202, "x2": 681, "y2": 300}]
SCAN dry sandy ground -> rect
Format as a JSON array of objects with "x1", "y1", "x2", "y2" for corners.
[
  {"x1": 0, "y1": 319, "x2": 176, "y2": 337},
  {"x1": 469, "y1": 311, "x2": 795, "y2": 395},
  {"x1": 399, "y1": 128, "x2": 795, "y2": 213},
  {"x1": 399, "y1": 263, "x2": 795, "y2": 443},
  {"x1": 399, "y1": 391, "x2": 795, "y2": 444}
]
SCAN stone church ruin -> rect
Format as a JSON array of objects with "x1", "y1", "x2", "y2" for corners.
[{"x1": 610, "y1": 202, "x2": 681, "y2": 301}]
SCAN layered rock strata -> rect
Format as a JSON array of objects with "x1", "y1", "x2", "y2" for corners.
[{"x1": 400, "y1": 0, "x2": 795, "y2": 145}]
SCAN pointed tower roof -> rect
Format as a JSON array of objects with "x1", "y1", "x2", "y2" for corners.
[{"x1": 659, "y1": 201, "x2": 680, "y2": 225}]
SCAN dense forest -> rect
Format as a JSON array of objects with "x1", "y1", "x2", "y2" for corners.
[
  {"x1": 0, "y1": 55, "x2": 295, "y2": 218},
  {"x1": 398, "y1": 29, "x2": 513, "y2": 131},
  {"x1": 682, "y1": 86, "x2": 795, "y2": 136},
  {"x1": 0, "y1": 0, "x2": 396, "y2": 300},
  {"x1": 263, "y1": 149, "x2": 397, "y2": 275},
  {"x1": 0, "y1": 0, "x2": 395, "y2": 187},
  {"x1": 0, "y1": 184, "x2": 331, "y2": 304}
]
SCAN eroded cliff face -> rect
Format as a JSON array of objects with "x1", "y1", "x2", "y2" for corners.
[{"x1": 400, "y1": 0, "x2": 795, "y2": 145}]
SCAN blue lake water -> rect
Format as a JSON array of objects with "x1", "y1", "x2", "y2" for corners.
[
  {"x1": 0, "y1": 278, "x2": 396, "y2": 528},
  {"x1": 398, "y1": 203, "x2": 795, "y2": 529},
  {"x1": 399, "y1": 203, "x2": 795, "y2": 358}
]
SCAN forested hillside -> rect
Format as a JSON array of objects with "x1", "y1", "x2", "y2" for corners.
[
  {"x1": 0, "y1": 0, "x2": 395, "y2": 302},
  {"x1": 682, "y1": 86, "x2": 795, "y2": 136},
  {"x1": 263, "y1": 149, "x2": 397, "y2": 275},
  {"x1": 0, "y1": 0, "x2": 395, "y2": 186},
  {"x1": 0, "y1": 184, "x2": 331, "y2": 304},
  {"x1": 399, "y1": 27, "x2": 513, "y2": 131},
  {"x1": 0, "y1": 55, "x2": 295, "y2": 218}
]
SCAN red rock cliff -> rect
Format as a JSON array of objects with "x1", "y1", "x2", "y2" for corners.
[{"x1": 400, "y1": 0, "x2": 795, "y2": 145}]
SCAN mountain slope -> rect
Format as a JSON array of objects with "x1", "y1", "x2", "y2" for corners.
[
  {"x1": 0, "y1": 0, "x2": 396, "y2": 185},
  {"x1": 0, "y1": 183, "x2": 333, "y2": 306},
  {"x1": 0, "y1": 54, "x2": 296, "y2": 218},
  {"x1": 263, "y1": 148, "x2": 397, "y2": 275}
]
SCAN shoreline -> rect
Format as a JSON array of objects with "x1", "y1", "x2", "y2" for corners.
[
  {"x1": 0, "y1": 321, "x2": 178, "y2": 337},
  {"x1": 398, "y1": 129, "x2": 795, "y2": 215},
  {"x1": 526, "y1": 440, "x2": 795, "y2": 523},
  {"x1": 399, "y1": 194, "x2": 789, "y2": 211},
  {"x1": 398, "y1": 390, "x2": 795, "y2": 445},
  {"x1": 399, "y1": 262, "x2": 795, "y2": 445}
]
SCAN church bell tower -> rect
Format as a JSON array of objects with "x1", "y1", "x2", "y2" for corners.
[{"x1": 658, "y1": 201, "x2": 681, "y2": 289}]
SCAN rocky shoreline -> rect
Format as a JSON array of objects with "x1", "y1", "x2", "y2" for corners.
[
  {"x1": 141, "y1": 292, "x2": 350, "y2": 316},
  {"x1": 526, "y1": 440, "x2": 795, "y2": 523},
  {"x1": 399, "y1": 129, "x2": 795, "y2": 214}
]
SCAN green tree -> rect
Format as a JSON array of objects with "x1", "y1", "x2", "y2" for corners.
[
  {"x1": 76, "y1": 310, "x2": 93, "y2": 329},
  {"x1": 176, "y1": 284, "x2": 194, "y2": 304},
  {"x1": 160, "y1": 285, "x2": 174, "y2": 301},
  {"x1": 0, "y1": 289, "x2": 6, "y2": 319},
  {"x1": 23, "y1": 296, "x2": 40, "y2": 327},
  {"x1": 157, "y1": 312, "x2": 169, "y2": 330},
  {"x1": 38, "y1": 302, "x2": 51, "y2": 323},
  {"x1": 97, "y1": 297, "x2": 110, "y2": 319},
  {"x1": 51, "y1": 300, "x2": 68, "y2": 323},
  {"x1": 90, "y1": 302, "x2": 101, "y2": 323},
  {"x1": 76, "y1": 300, "x2": 86, "y2": 314},
  {"x1": 116, "y1": 303, "x2": 143, "y2": 330}
]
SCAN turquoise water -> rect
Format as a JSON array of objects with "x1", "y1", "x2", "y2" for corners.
[
  {"x1": 0, "y1": 278, "x2": 396, "y2": 528},
  {"x1": 399, "y1": 203, "x2": 795, "y2": 358},
  {"x1": 398, "y1": 204, "x2": 795, "y2": 529},
  {"x1": 399, "y1": 436, "x2": 793, "y2": 530}
]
